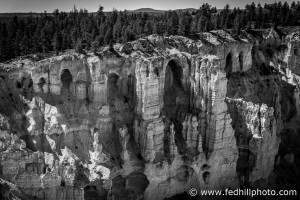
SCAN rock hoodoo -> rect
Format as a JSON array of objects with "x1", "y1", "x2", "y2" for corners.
[{"x1": 1, "y1": 28, "x2": 300, "y2": 199}]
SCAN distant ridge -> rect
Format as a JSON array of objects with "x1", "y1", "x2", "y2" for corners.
[
  {"x1": 0, "y1": 7, "x2": 198, "y2": 15},
  {"x1": 174, "y1": 8, "x2": 197, "y2": 12},
  {"x1": 132, "y1": 8, "x2": 165, "y2": 12},
  {"x1": 123, "y1": 7, "x2": 197, "y2": 15},
  {"x1": 130, "y1": 7, "x2": 197, "y2": 13},
  {"x1": 0, "y1": 7, "x2": 198, "y2": 22}
]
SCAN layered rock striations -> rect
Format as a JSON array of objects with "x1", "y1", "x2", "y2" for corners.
[{"x1": 0, "y1": 28, "x2": 300, "y2": 199}]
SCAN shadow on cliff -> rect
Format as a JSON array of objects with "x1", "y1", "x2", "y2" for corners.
[
  {"x1": 225, "y1": 44, "x2": 297, "y2": 190},
  {"x1": 108, "y1": 172, "x2": 149, "y2": 200},
  {"x1": 0, "y1": 75, "x2": 52, "y2": 153}
]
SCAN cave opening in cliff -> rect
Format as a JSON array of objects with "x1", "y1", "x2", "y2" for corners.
[
  {"x1": 38, "y1": 78, "x2": 46, "y2": 91},
  {"x1": 202, "y1": 171, "x2": 210, "y2": 184},
  {"x1": 28, "y1": 79, "x2": 33, "y2": 88},
  {"x1": 154, "y1": 67, "x2": 159, "y2": 76},
  {"x1": 61, "y1": 69, "x2": 73, "y2": 93},
  {"x1": 163, "y1": 59, "x2": 189, "y2": 155},
  {"x1": 16, "y1": 77, "x2": 24, "y2": 88},
  {"x1": 225, "y1": 52, "x2": 233, "y2": 75}
]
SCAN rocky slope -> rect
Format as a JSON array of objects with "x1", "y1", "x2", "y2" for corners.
[{"x1": 0, "y1": 28, "x2": 300, "y2": 200}]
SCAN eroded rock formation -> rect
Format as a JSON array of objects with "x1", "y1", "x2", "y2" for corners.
[{"x1": 1, "y1": 28, "x2": 300, "y2": 199}]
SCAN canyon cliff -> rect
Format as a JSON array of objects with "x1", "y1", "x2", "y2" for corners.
[{"x1": 0, "y1": 28, "x2": 300, "y2": 200}]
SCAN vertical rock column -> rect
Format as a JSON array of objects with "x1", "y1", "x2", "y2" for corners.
[
  {"x1": 198, "y1": 56, "x2": 238, "y2": 190},
  {"x1": 249, "y1": 105, "x2": 279, "y2": 182},
  {"x1": 118, "y1": 125, "x2": 131, "y2": 162},
  {"x1": 75, "y1": 82, "x2": 87, "y2": 100},
  {"x1": 135, "y1": 60, "x2": 164, "y2": 162},
  {"x1": 181, "y1": 115, "x2": 199, "y2": 153}
]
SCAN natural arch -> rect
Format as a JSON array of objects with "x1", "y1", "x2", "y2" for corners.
[
  {"x1": 239, "y1": 52, "x2": 243, "y2": 71},
  {"x1": 163, "y1": 59, "x2": 185, "y2": 113},
  {"x1": 106, "y1": 73, "x2": 123, "y2": 165},
  {"x1": 61, "y1": 69, "x2": 73, "y2": 92},
  {"x1": 225, "y1": 53, "x2": 233, "y2": 74},
  {"x1": 163, "y1": 59, "x2": 189, "y2": 155}
]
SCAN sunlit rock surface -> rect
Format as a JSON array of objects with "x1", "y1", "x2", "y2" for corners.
[{"x1": 1, "y1": 27, "x2": 300, "y2": 199}]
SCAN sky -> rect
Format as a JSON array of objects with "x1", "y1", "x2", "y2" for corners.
[{"x1": 0, "y1": 0, "x2": 296, "y2": 13}]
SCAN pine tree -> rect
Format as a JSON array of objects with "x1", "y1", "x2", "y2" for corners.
[
  {"x1": 184, "y1": 12, "x2": 192, "y2": 35},
  {"x1": 190, "y1": 12, "x2": 198, "y2": 34},
  {"x1": 109, "y1": 41, "x2": 114, "y2": 52},
  {"x1": 246, "y1": 21, "x2": 252, "y2": 31},
  {"x1": 91, "y1": 40, "x2": 99, "y2": 53},
  {"x1": 123, "y1": 27, "x2": 134, "y2": 42},
  {"x1": 280, "y1": 2, "x2": 290, "y2": 26},
  {"x1": 40, "y1": 26, "x2": 52, "y2": 53},
  {"x1": 62, "y1": 30, "x2": 71, "y2": 50},
  {"x1": 7, "y1": 18, "x2": 18, "y2": 59},
  {"x1": 220, "y1": 4, "x2": 230, "y2": 29},
  {"x1": 71, "y1": 28, "x2": 79, "y2": 48},
  {"x1": 249, "y1": 2, "x2": 257, "y2": 22},
  {"x1": 53, "y1": 30, "x2": 62, "y2": 55},
  {"x1": 0, "y1": 23, "x2": 9, "y2": 61},
  {"x1": 15, "y1": 30, "x2": 23, "y2": 58},
  {"x1": 211, "y1": 14, "x2": 219, "y2": 30},
  {"x1": 224, "y1": 14, "x2": 230, "y2": 29},
  {"x1": 153, "y1": 21, "x2": 165, "y2": 35},
  {"x1": 75, "y1": 39, "x2": 84, "y2": 53},
  {"x1": 203, "y1": 21, "x2": 209, "y2": 32},
  {"x1": 0, "y1": 2, "x2": 300, "y2": 62},
  {"x1": 167, "y1": 11, "x2": 179, "y2": 35},
  {"x1": 257, "y1": 3, "x2": 263, "y2": 28},
  {"x1": 20, "y1": 35, "x2": 29, "y2": 55},
  {"x1": 113, "y1": 17, "x2": 122, "y2": 42},
  {"x1": 178, "y1": 13, "x2": 186, "y2": 35},
  {"x1": 104, "y1": 27, "x2": 113, "y2": 44},
  {"x1": 233, "y1": 11, "x2": 241, "y2": 35},
  {"x1": 144, "y1": 21, "x2": 153, "y2": 36}
]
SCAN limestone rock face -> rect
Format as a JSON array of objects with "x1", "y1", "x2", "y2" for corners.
[{"x1": 1, "y1": 28, "x2": 300, "y2": 199}]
